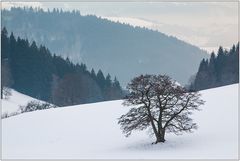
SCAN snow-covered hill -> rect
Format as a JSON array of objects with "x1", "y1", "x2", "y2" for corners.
[
  {"x1": 1, "y1": 89, "x2": 42, "y2": 117},
  {"x1": 2, "y1": 84, "x2": 238, "y2": 159}
]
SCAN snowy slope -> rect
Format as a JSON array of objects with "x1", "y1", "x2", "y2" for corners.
[
  {"x1": 2, "y1": 84, "x2": 238, "y2": 159},
  {"x1": 1, "y1": 89, "x2": 42, "y2": 116}
]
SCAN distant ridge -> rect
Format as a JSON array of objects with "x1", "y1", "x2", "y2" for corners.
[{"x1": 2, "y1": 7, "x2": 209, "y2": 86}]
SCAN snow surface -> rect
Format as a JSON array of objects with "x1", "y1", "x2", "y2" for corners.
[
  {"x1": 2, "y1": 84, "x2": 239, "y2": 159},
  {"x1": 1, "y1": 89, "x2": 42, "y2": 116}
]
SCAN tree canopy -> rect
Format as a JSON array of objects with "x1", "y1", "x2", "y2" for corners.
[{"x1": 119, "y1": 74, "x2": 204, "y2": 143}]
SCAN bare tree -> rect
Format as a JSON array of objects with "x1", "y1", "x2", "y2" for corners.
[
  {"x1": 118, "y1": 74, "x2": 204, "y2": 144},
  {"x1": 1, "y1": 59, "x2": 13, "y2": 99},
  {"x1": 52, "y1": 73, "x2": 103, "y2": 106}
]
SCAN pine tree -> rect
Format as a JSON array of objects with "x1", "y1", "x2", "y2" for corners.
[
  {"x1": 105, "y1": 73, "x2": 112, "y2": 88},
  {"x1": 1, "y1": 27, "x2": 9, "y2": 59},
  {"x1": 208, "y1": 52, "x2": 217, "y2": 87},
  {"x1": 113, "y1": 76, "x2": 121, "y2": 89},
  {"x1": 96, "y1": 70, "x2": 105, "y2": 89},
  {"x1": 90, "y1": 68, "x2": 97, "y2": 80}
]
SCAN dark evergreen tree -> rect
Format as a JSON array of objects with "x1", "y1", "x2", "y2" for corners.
[
  {"x1": 190, "y1": 43, "x2": 239, "y2": 91},
  {"x1": 113, "y1": 76, "x2": 121, "y2": 89},
  {"x1": 111, "y1": 76, "x2": 123, "y2": 99},
  {"x1": 90, "y1": 68, "x2": 97, "y2": 80},
  {"x1": 96, "y1": 70, "x2": 106, "y2": 89},
  {"x1": 105, "y1": 74, "x2": 112, "y2": 88},
  {"x1": 208, "y1": 52, "x2": 217, "y2": 87},
  {"x1": 1, "y1": 27, "x2": 9, "y2": 59}
]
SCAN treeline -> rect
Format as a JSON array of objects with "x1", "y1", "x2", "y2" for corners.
[
  {"x1": 1, "y1": 27, "x2": 124, "y2": 106},
  {"x1": 189, "y1": 43, "x2": 239, "y2": 91}
]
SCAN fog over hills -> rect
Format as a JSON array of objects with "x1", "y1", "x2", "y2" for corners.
[{"x1": 2, "y1": 8, "x2": 209, "y2": 86}]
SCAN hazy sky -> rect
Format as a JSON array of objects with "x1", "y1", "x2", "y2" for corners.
[{"x1": 2, "y1": 2, "x2": 238, "y2": 52}]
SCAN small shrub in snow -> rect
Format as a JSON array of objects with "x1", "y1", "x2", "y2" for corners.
[
  {"x1": 1, "y1": 112, "x2": 9, "y2": 119},
  {"x1": 1, "y1": 111, "x2": 20, "y2": 119},
  {"x1": 20, "y1": 100, "x2": 56, "y2": 113}
]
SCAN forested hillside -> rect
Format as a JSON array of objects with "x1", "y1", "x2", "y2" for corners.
[
  {"x1": 189, "y1": 43, "x2": 239, "y2": 91},
  {"x1": 1, "y1": 28, "x2": 123, "y2": 106},
  {"x1": 2, "y1": 7, "x2": 209, "y2": 86}
]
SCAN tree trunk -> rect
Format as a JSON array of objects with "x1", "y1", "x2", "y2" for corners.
[{"x1": 155, "y1": 129, "x2": 165, "y2": 143}]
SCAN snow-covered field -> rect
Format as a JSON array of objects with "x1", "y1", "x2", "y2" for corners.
[{"x1": 2, "y1": 84, "x2": 238, "y2": 159}]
